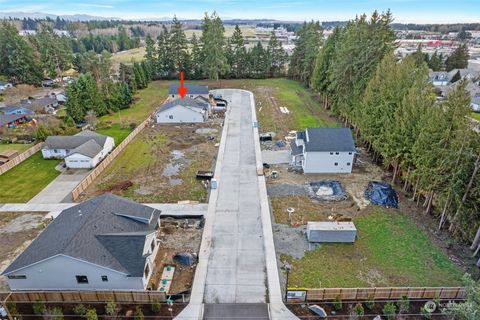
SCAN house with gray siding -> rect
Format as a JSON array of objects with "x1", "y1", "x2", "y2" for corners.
[
  {"x1": 156, "y1": 97, "x2": 208, "y2": 123},
  {"x1": 2, "y1": 194, "x2": 161, "y2": 291},
  {"x1": 291, "y1": 128, "x2": 356, "y2": 173}
]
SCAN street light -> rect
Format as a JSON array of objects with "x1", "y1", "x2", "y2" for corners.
[{"x1": 283, "y1": 262, "x2": 292, "y2": 302}]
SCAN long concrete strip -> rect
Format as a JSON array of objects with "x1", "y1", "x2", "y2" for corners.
[{"x1": 175, "y1": 89, "x2": 297, "y2": 320}]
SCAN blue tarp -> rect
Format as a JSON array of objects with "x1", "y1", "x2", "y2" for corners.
[
  {"x1": 364, "y1": 181, "x2": 398, "y2": 208},
  {"x1": 174, "y1": 253, "x2": 196, "y2": 266}
]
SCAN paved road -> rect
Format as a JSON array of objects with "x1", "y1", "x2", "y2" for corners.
[
  {"x1": 27, "y1": 169, "x2": 90, "y2": 204},
  {"x1": 204, "y1": 90, "x2": 267, "y2": 303}
]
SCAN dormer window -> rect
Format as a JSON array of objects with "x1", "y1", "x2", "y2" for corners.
[
  {"x1": 150, "y1": 239, "x2": 155, "y2": 252},
  {"x1": 144, "y1": 265, "x2": 150, "y2": 278}
]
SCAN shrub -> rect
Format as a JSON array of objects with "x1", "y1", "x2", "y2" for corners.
[
  {"x1": 73, "y1": 304, "x2": 87, "y2": 316},
  {"x1": 49, "y1": 306, "x2": 64, "y2": 320},
  {"x1": 85, "y1": 308, "x2": 98, "y2": 320},
  {"x1": 421, "y1": 306, "x2": 432, "y2": 319},
  {"x1": 397, "y1": 296, "x2": 410, "y2": 313},
  {"x1": 365, "y1": 296, "x2": 375, "y2": 311},
  {"x1": 105, "y1": 300, "x2": 117, "y2": 316},
  {"x1": 32, "y1": 300, "x2": 46, "y2": 315},
  {"x1": 353, "y1": 303, "x2": 365, "y2": 316},
  {"x1": 129, "y1": 122, "x2": 137, "y2": 130},
  {"x1": 383, "y1": 302, "x2": 397, "y2": 320},
  {"x1": 151, "y1": 300, "x2": 161, "y2": 314},
  {"x1": 134, "y1": 306, "x2": 144, "y2": 320},
  {"x1": 332, "y1": 296, "x2": 343, "y2": 311}
]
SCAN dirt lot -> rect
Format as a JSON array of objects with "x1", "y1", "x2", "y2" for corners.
[
  {"x1": 148, "y1": 218, "x2": 203, "y2": 295},
  {"x1": 0, "y1": 212, "x2": 48, "y2": 291},
  {"x1": 80, "y1": 119, "x2": 222, "y2": 203}
]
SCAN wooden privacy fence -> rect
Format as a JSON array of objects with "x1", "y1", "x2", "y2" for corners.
[
  {"x1": 1, "y1": 290, "x2": 166, "y2": 304},
  {"x1": 0, "y1": 143, "x2": 42, "y2": 175},
  {"x1": 288, "y1": 287, "x2": 466, "y2": 302},
  {"x1": 71, "y1": 101, "x2": 165, "y2": 200}
]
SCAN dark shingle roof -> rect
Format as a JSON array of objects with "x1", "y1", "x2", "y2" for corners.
[
  {"x1": 290, "y1": 140, "x2": 303, "y2": 156},
  {"x1": 158, "y1": 97, "x2": 208, "y2": 113},
  {"x1": 66, "y1": 139, "x2": 103, "y2": 158},
  {"x1": 3, "y1": 194, "x2": 160, "y2": 276},
  {"x1": 302, "y1": 128, "x2": 356, "y2": 153},
  {"x1": 1, "y1": 106, "x2": 33, "y2": 114},
  {"x1": 0, "y1": 114, "x2": 28, "y2": 126},
  {"x1": 169, "y1": 84, "x2": 209, "y2": 95},
  {"x1": 44, "y1": 131, "x2": 109, "y2": 150}
]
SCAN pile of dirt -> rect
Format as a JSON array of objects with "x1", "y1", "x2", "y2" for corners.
[{"x1": 101, "y1": 180, "x2": 133, "y2": 193}]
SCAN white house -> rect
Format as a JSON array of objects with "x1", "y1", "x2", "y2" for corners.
[
  {"x1": 168, "y1": 84, "x2": 209, "y2": 100},
  {"x1": 2, "y1": 194, "x2": 161, "y2": 291},
  {"x1": 156, "y1": 98, "x2": 208, "y2": 124},
  {"x1": 291, "y1": 128, "x2": 356, "y2": 173},
  {"x1": 0, "y1": 82, "x2": 13, "y2": 91},
  {"x1": 42, "y1": 130, "x2": 115, "y2": 169},
  {"x1": 429, "y1": 71, "x2": 452, "y2": 86}
]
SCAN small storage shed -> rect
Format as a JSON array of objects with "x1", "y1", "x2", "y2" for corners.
[{"x1": 306, "y1": 221, "x2": 357, "y2": 243}]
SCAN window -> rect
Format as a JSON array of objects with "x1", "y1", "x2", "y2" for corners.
[
  {"x1": 334, "y1": 162, "x2": 338, "y2": 166},
  {"x1": 335, "y1": 152, "x2": 339, "y2": 155},
  {"x1": 347, "y1": 162, "x2": 351, "y2": 166},
  {"x1": 348, "y1": 152, "x2": 352, "y2": 155},
  {"x1": 76, "y1": 275, "x2": 89, "y2": 284},
  {"x1": 144, "y1": 265, "x2": 150, "y2": 278},
  {"x1": 329, "y1": 152, "x2": 333, "y2": 155},
  {"x1": 151, "y1": 239, "x2": 155, "y2": 252},
  {"x1": 8, "y1": 275, "x2": 26, "y2": 279},
  {"x1": 54, "y1": 149, "x2": 58, "y2": 153},
  {"x1": 168, "y1": 115, "x2": 174, "y2": 119},
  {"x1": 101, "y1": 275, "x2": 108, "y2": 282}
]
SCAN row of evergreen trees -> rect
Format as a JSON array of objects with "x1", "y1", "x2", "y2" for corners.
[
  {"x1": 144, "y1": 13, "x2": 288, "y2": 80},
  {"x1": 416, "y1": 44, "x2": 469, "y2": 71},
  {"x1": 65, "y1": 52, "x2": 151, "y2": 123},
  {"x1": 305, "y1": 11, "x2": 479, "y2": 242}
]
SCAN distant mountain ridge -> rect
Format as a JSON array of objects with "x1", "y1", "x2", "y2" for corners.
[{"x1": 0, "y1": 11, "x2": 119, "y2": 21}]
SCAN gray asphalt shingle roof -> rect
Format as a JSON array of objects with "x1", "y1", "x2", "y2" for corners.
[
  {"x1": 158, "y1": 97, "x2": 208, "y2": 113},
  {"x1": 44, "y1": 130, "x2": 109, "y2": 150},
  {"x1": 3, "y1": 194, "x2": 160, "y2": 276},
  {"x1": 66, "y1": 139, "x2": 103, "y2": 158},
  {"x1": 169, "y1": 84, "x2": 209, "y2": 95},
  {"x1": 0, "y1": 114, "x2": 28, "y2": 126},
  {"x1": 301, "y1": 128, "x2": 356, "y2": 153}
]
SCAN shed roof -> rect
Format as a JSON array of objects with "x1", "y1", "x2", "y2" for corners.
[
  {"x1": 307, "y1": 221, "x2": 357, "y2": 231},
  {"x1": 3, "y1": 194, "x2": 160, "y2": 276},
  {"x1": 301, "y1": 128, "x2": 356, "y2": 153},
  {"x1": 169, "y1": 84, "x2": 209, "y2": 95}
]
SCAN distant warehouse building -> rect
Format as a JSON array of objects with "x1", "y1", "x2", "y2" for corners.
[
  {"x1": 156, "y1": 98, "x2": 208, "y2": 124},
  {"x1": 291, "y1": 128, "x2": 356, "y2": 173},
  {"x1": 307, "y1": 221, "x2": 357, "y2": 243}
]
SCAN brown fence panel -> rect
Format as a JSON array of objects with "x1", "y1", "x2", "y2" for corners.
[{"x1": 0, "y1": 143, "x2": 42, "y2": 175}]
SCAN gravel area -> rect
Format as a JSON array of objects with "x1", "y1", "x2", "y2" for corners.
[
  {"x1": 272, "y1": 223, "x2": 319, "y2": 259},
  {"x1": 267, "y1": 184, "x2": 308, "y2": 197}
]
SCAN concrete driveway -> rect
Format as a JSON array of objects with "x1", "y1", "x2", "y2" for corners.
[{"x1": 28, "y1": 168, "x2": 90, "y2": 204}]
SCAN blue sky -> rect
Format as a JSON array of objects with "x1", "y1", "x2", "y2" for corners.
[{"x1": 0, "y1": 0, "x2": 479, "y2": 23}]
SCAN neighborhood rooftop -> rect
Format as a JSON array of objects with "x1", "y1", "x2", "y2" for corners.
[
  {"x1": 0, "y1": 114, "x2": 28, "y2": 127},
  {"x1": 168, "y1": 84, "x2": 209, "y2": 95},
  {"x1": 300, "y1": 128, "x2": 356, "y2": 152},
  {"x1": 159, "y1": 97, "x2": 208, "y2": 112},
  {"x1": 67, "y1": 139, "x2": 104, "y2": 158},
  {"x1": 3, "y1": 193, "x2": 160, "y2": 276},
  {"x1": 44, "y1": 130, "x2": 109, "y2": 150}
]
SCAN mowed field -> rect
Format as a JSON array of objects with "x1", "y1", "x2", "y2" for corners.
[{"x1": 0, "y1": 144, "x2": 31, "y2": 153}]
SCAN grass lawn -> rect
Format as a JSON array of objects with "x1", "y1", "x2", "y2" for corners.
[
  {"x1": 96, "y1": 124, "x2": 132, "y2": 145},
  {"x1": 99, "y1": 81, "x2": 170, "y2": 125},
  {"x1": 0, "y1": 153, "x2": 61, "y2": 203},
  {"x1": 0, "y1": 144, "x2": 32, "y2": 153},
  {"x1": 283, "y1": 209, "x2": 464, "y2": 288},
  {"x1": 471, "y1": 112, "x2": 480, "y2": 122},
  {"x1": 111, "y1": 47, "x2": 146, "y2": 65}
]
